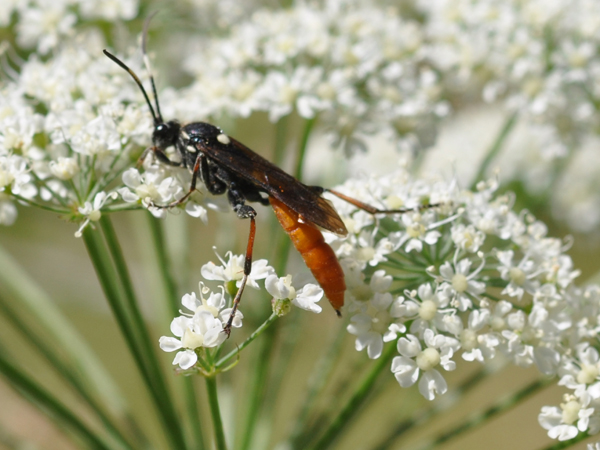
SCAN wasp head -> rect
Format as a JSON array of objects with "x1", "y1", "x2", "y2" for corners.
[{"x1": 152, "y1": 120, "x2": 181, "y2": 150}]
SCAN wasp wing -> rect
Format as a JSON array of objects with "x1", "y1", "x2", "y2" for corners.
[{"x1": 196, "y1": 137, "x2": 348, "y2": 235}]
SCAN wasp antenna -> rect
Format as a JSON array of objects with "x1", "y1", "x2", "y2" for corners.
[
  {"x1": 103, "y1": 49, "x2": 159, "y2": 124},
  {"x1": 141, "y1": 12, "x2": 163, "y2": 123}
]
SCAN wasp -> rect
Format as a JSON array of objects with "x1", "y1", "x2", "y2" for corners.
[{"x1": 104, "y1": 23, "x2": 429, "y2": 335}]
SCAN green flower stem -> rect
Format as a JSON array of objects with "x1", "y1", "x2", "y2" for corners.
[
  {"x1": 0, "y1": 298, "x2": 138, "y2": 450},
  {"x1": 237, "y1": 329, "x2": 275, "y2": 450},
  {"x1": 98, "y1": 215, "x2": 153, "y2": 353},
  {"x1": 104, "y1": 203, "x2": 145, "y2": 213},
  {"x1": 436, "y1": 236, "x2": 456, "y2": 264},
  {"x1": 286, "y1": 328, "x2": 347, "y2": 447},
  {"x1": 386, "y1": 249, "x2": 431, "y2": 266},
  {"x1": 32, "y1": 171, "x2": 71, "y2": 207},
  {"x1": 294, "y1": 117, "x2": 316, "y2": 180},
  {"x1": 372, "y1": 367, "x2": 492, "y2": 450},
  {"x1": 99, "y1": 215, "x2": 195, "y2": 449},
  {"x1": 143, "y1": 214, "x2": 205, "y2": 450},
  {"x1": 216, "y1": 313, "x2": 278, "y2": 369},
  {"x1": 205, "y1": 376, "x2": 228, "y2": 450},
  {"x1": 417, "y1": 376, "x2": 553, "y2": 450},
  {"x1": 82, "y1": 226, "x2": 187, "y2": 450},
  {"x1": 9, "y1": 193, "x2": 70, "y2": 215},
  {"x1": 99, "y1": 214, "x2": 180, "y2": 411},
  {"x1": 83, "y1": 154, "x2": 98, "y2": 198},
  {"x1": 273, "y1": 114, "x2": 290, "y2": 167},
  {"x1": 143, "y1": 213, "x2": 181, "y2": 317},
  {"x1": 0, "y1": 244, "x2": 130, "y2": 428},
  {"x1": 379, "y1": 259, "x2": 429, "y2": 274},
  {"x1": 91, "y1": 147, "x2": 128, "y2": 198},
  {"x1": 470, "y1": 111, "x2": 519, "y2": 189},
  {"x1": 307, "y1": 340, "x2": 398, "y2": 450},
  {"x1": 0, "y1": 350, "x2": 114, "y2": 450}
]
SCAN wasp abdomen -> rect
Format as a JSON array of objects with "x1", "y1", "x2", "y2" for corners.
[{"x1": 269, "y1": 197, "x2": 345, "y2": 313}]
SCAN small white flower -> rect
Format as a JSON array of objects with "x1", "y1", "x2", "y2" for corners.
[
  {"x1": 539, "y1": 390, "x2": 595, "y2": 441},
  {"x1": 118, "y1": 167, "x2": 181, "y2": 218},
  {"x1": 159, "y1": 283, "x2": 243, "y2": 369},
  {"x1": 451, "y1": 223, "x2": 485, "y2": 253},
  {"x1": 395, "y1": 211, "x2": 443, "y2": 253},
  {"x1": 201, "y1": 249, "x2": 274, "y2": 289},
  {"x1": 496, "y1": 250, "x2": 541, "y2": 300},
  {"x1": 159, "y1": 310, "x2": 226, "y2": 370},
  {"x1": 347, "y1": 291, "x2": 397, "y2": 359},
  {"x1": 391, "y1": 283, "x2": 450, "y2": 337},
  {"x1": 74, "y1": 191, "x2": 118, "y2": 237},
  {"x1": 265, "y1": 274, "x2": 324, "y2": 313},
  {"x1": 49, "y1": 157, "x2": 79, "y2": 180},
  {"x1": 391, "y1": 329, "x2": 459, "y2": 400},
  {"x1": 438, "y1": 253, "x2": 486, "y2": 311}
]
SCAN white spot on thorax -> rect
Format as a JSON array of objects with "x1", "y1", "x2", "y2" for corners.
[
  {"x1": 181, "y1": 130, "x2": 190, "y2": 140},
  {"x1": 186, "y1": 145, "x2": 198, "y2": 153},
  {"x1": 217, "y1": 133, "x2": 231, "y2": 145}
]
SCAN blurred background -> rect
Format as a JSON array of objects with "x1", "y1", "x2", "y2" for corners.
[{"x1": 1, "y1": 0, "x2": 600, "y2": 449}]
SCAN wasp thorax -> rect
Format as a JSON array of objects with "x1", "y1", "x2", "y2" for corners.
[
  {"x1": 182, "y1": 122, "x2": 223, "y2": 146},
  {"x1": 152, "y1": 120, "x2": 181, "y2": 150}
]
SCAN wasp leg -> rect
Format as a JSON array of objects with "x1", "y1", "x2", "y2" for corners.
[
  {"x1": 223, "y1": 186, "x2": 257, "y2": 336},
  {"x1": 138, "y1": 146, "x2": 184, "y2": 168},
  {"x1": 202, "y1": 159, "x2": 227, "y2": 196},
  {"x1": 325, "y1": 188, "x2": 440, "y2": 215},
  {"x1": 152, "y1": 154, "x2": 207, "y2": 209}
]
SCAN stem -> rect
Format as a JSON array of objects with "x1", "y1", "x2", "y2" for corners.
[
  {"x1": 216, "y1": 313, "x2": 278, "y2": 369},
  {"x1": 90, "y1": 144, "x2": 128, "y2": 197},
  {"x1": 82, "y1": 225, "x2": 187, "y2": 450},
  {"x1": 9, "y1": 193, "x2": 70, "y2": 215},
  {"x1": 205, "y1": 376, "x2": 228, "y2": 450},
  {"x1": 417, "y1": 376, "x2": 553, "y2": 450},
  {"x1": 237, "y1": 332, "x2": 273, "y2": 450},
  {"x1": 31, "y1": 171, "x2": 71, "y2": 207},
  {"x1": 105, "y1": 203, "x2": 145, "y2": 213},
  {"x1": 0, "y1": 244, "x2": 128, "y2": 418},
  {"x1": 98, "y1": 215, "x2": 150, "y2": 350},
  {"x1": 372, "y1": 367, "x2": 492, "y2": 450},
  {"x1": 307, "y1": 341, "x2": 398, "y2": 450},
  {"x1": 273, "y1": 115, "x2": 289, "y2": 167},
  {"x1": 143, "y1": 214, "x2": 205, "y2": 450},
  {"x1": 470, "y1": 111, "x2": 518, "y2": 189},
  {"x1": 144, "y1": 213, "x2": 181, "y2": 317},
  {"x1": 0, "y1": 298, "x2": 138, "y2": 450},
  {"x1": 0, "y1": 350, "x2": 114, "y2": 450},
  {"x1": 286, "y1": 329, "x2": 347, "y2": 447},
  {"x1": 294, "y1": 117, "x2": 316, "y2": 180}
]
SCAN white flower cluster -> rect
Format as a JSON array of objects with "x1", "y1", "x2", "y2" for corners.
[
  {"x1": 2, "y1": 0, "x2": 138, "y2": 54},
  {"x1": 159, "y1": 283, "x2": 242, "y2": 370},
  {"x1": 418, "y1": 0, "x2": 600, "y2": 159},
  {"x1": 173, "y1": 0, "x2": 449, "y2": 155},
  {"x1": 0, "y1": 35, "x2": 161, "y2": 231},
  {"x1": 317, "y1": 168, "x2": 600, "y2": 441},
  {"x1": 159, "y1": 250, "x2": 325, "y2": 370}
]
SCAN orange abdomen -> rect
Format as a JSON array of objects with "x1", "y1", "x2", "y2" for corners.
[{"x1": 269, "y1": 196, "x2": 346, "y2": 314}]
